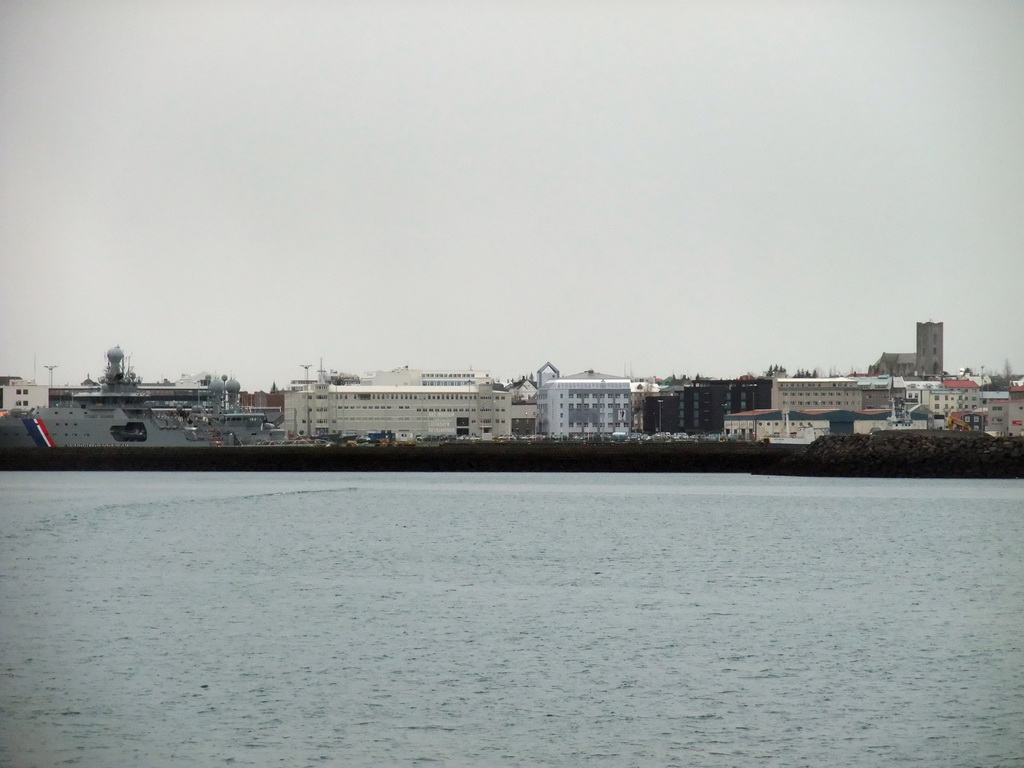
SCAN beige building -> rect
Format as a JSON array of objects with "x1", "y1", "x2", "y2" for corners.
[
  {"x1": 284, "y1": 367, "x2": 511, "y2": 440},
  {"x1": 985, "y1": 391, "x2": 1024, "y2": 437},
  {"x1": 918, "y1": 381, "x2": 983, "y2": 424},
  {"x1": 771, "y1": 378, "x2": 863, "y2": 411}
]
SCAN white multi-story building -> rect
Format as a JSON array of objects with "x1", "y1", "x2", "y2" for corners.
[
  {"x1": 536, "y1": 369, "x2": 633, "y2": 437},
  {"x1": 283, "y1": 367, "x2": 510, "y2": 440}
]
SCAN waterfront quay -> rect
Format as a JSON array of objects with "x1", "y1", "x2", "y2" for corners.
[
  {"x1": 2, "y1": 434, "x2": 1022, "y2": 478},
  {"x1": 1, "y1": 442, "x2": 794, "y2": 474}
]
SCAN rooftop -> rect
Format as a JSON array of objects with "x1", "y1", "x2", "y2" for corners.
[{"x1": 941, "y1": 379, "x2": 981, "y2": 389}]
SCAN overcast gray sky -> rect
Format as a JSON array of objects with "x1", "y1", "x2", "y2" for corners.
[{"x1": 2, "y1": 1, "x2": 1021, "y2": 389}]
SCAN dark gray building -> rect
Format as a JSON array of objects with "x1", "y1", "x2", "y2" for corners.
[{"x1": 644, "y1": 378, "x2": 773, "y2": 435}]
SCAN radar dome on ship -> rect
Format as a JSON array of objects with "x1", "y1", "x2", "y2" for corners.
[
  {"x1": 209, "y1": 378, "x2": 225, "y2": 392},
  {"x1": 107, "y1": 347, "x2": 124, "y2": 364},
  {"x1": 226, "y1": 379, "x2": 240, "y2": 394}
]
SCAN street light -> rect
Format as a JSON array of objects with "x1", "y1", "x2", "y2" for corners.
[
  {"x1": 44, "y1": 365, "x2": 58, "y2": 388},
  {"x1": 301, "y1": 364, "x2": 312, "y2": 436}
]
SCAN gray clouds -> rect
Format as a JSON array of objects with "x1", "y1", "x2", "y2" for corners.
[{"x1": 2, "y1": 1, "x2": 1021, "y2": 387}]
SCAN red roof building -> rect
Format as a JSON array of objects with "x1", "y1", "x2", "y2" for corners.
[{"x1": 941, "y1": 379, "x2": 981, "y2": 389}]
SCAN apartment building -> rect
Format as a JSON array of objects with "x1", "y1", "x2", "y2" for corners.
[{"x1": 920, "y1": 380, "x2": 982, "y2": 423}]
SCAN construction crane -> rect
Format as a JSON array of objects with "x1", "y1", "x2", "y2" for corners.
[{"x1": 947, "y1": 414, "x2": 973, "y2": 432}]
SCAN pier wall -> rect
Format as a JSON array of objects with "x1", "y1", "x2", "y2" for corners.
[
  {"x1": 2, "y1": 434, "x2": 1022, "y2": 478},
  {"x1": 0, "y1": 442, "x2": 794, "y2": 474}
]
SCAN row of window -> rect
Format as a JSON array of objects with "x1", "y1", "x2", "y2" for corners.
[
  {"x1": 344, "y1": 393, "x2": 483, "y2": 400},
  {"x1": 305, "y1": 416, "x2": 504, "y2": 424},
  {"x1": 787, "y1": 401, "x2": 856, "y2": 406},
  {"x1": 335, "y1": 405, "x2": 505, "y2": 413},
  {"x1": 303, "y1": 393, "x2": 507, "y2": 403},
  {"x1": 782, "y1": 386, "x2": 856, "y2": 390},
  {"x1": 305, "y1": 421, "x2": 507, "y2": 430},
  {"x1": 549, "y1": 382, "x2": 630, "y2": 390}
]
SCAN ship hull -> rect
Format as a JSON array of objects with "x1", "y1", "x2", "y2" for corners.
[{"x1": 0, "y1": 406, "x2": 279, "y2": 448}]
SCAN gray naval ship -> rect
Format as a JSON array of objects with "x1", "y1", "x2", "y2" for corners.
[{"x1": 0, "y1": 346, "x2": 285, "y2": 447}]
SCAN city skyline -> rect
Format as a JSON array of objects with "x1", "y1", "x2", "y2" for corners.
[
  {"x1": 2, "y1": 2, "x2": 1021, "y2": 389},
  {"x1": 5, "y1": 328, "x2": 1019, "y2": 392}
]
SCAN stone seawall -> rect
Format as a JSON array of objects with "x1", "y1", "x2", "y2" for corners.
[
  {"x1": 1, "y1": 435, "x2": 1021, "y2": 477},
  {"x1": 775, "y1": 432, "x2": 1024, "y2": 479}
]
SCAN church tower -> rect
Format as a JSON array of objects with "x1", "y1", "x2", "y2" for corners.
[{"x1": 916, "y1": 321, "x2": 943, "y2": 376}]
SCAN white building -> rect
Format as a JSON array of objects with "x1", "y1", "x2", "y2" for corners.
[
  {"x1": 507, "y1": 376, "x2": 538, "y2": 403},
  {"x1": 903, "y1": 380, "x2": 943, "y2": 406},
  {"x1": 361, "y1": 367, "x2": 490, "y2": 388},
  {"x1": 283, "y1": 367, "x2": 510, "y2": 440},
  {"x1": 0, "y1": 378, "x2": 49, "y2": 411},
  {"x1": 536, "y1": 369, "x2": 633, "y2": 437}
]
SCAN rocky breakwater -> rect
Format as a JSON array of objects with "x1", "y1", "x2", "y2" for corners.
[{"x1": 776, "y1": 431, "x2": 1024, "y2": 479}]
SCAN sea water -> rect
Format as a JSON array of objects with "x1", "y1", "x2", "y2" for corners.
[{"x1": 1, "y1": 472, "x2": 1022, "y2": 767}]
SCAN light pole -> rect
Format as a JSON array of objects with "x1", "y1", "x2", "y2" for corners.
[
  {"x1": 44, "y1": 364, "x2": 58, "y2": 407},
  {"x1": 301, "y1": 364, "x2": 312, "y2": 436}
]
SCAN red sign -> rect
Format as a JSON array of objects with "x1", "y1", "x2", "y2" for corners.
[{"x1": 1012, "y1": 420, "x2": 1023, "y2": 426}]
